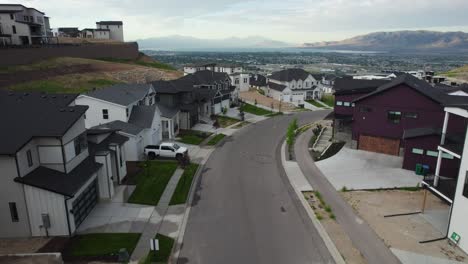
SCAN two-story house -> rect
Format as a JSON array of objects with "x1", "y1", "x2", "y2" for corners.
[
  {"x1": 0, "y1": 4, "x2": 52, "y2": 45},
  {"x1": 265, "y1": 68, "x2": 323, "y2": 106},
  {"x1": 75, "y1": 84, "x2": 164, "y2": 161},
  {"x1": 0, "y1": 91, "x2": 124, "y2": 238},
  {"x1": 152, "y1": 70, "x2": 233, "y2": 129},
  {"x1": 96, "y1": 21, "x2": 123, "y2": 42}
]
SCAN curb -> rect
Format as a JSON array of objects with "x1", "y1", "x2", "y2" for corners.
[{"x1": 280, "y1": 140, "x2": 346, "y2": 264}]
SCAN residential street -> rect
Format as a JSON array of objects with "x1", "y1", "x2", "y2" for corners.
[
  {"x1": 178, "y1": 111, "x2": 335, "y2": 264},
  {"x1": 294, "y1": 129, "x2": 402, "y2": 264}
]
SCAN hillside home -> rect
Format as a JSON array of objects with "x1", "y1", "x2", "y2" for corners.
[
  {"x1": 96, "y1": 21, "x2": 123, "y2": 42},
  {"x1": 79, "y1": 28, "x2": 110, "y2": 40},
  {"x1": 56, "y1": 27, "x2": 80, "y2": 38},
  {"x1": 265, "y1": 68, "x2": 323, "y2": 106},
  {"x1": 152, "y1": 70, "x2": 233, "y2": 128},
  {"x1": 75, "y1": 84, "x2": 163, "y2": 161},
  {"x1": 0, "y1": 4, "x2": 52, "y2": 45},
  {"x1": 250, "y1": 74, "x2": 267, "y2": 90},
  {"x1": 351, "y1": 74, "x2": 468, "y2": 176},
  {"x1": 0, "y1": 91, "x2": 125, "y2": 237},
  {"x1": 184, "y1": 63, "x2": 249, "y2": 94}
]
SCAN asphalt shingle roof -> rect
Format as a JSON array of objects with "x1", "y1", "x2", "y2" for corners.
[
  {"x1": 333, "y1": 78, "x2": 390, "y2": 95},
  {"x1": 128, "y1": 105, "x2": 157, "y2": 129},
  {"x1": 93, "y1": 120, "x2": 143, "y2": 136},
  {"x1": 269, "y1": 68, "x2": 311, "y2": 82},
  {"x1": 0, "y1": 91, "x2": 87, "y2": 155},
  {"x1": 250, "y1": 74, "x2": 267, "y2": 87},
  {"x1": 157, "y1": 104, "x2": 179, "y2": 118},
  {"x1": 15, "y1": 157, "x2": 102, "y2": 197},
  {"x1": 84, "y1": 84, "x2": 152, "y2": 106},
  {"x1": 268, "y1": 82, "x2": 287, "y2": 92}
]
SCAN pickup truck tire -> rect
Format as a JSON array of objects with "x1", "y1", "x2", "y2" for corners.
[
  {"x1": 148, "y1": 152, "x2": 156, "y2": 160},
  {"x1": 175, "y1": 153, "x2": 183, "y2": 161}
]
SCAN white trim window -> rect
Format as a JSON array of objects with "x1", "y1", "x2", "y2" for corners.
[
  {"x1": 344, "y1": 102, "x2": 351, "y2": 107},
  {"x1": 336, "y1": 101, "x2": 343, "y2": 106},
  {"x1": 426, "y1": 150, "x2": 438, "y2": 157},
  {"x1": 412, "y1": 148, "x2": 424, "y2": 155}
]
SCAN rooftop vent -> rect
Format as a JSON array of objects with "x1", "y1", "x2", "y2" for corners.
[
  {"x1": 69, "y1": 109, "x2": 75, "y2": 112},
  {"x1": 59, "y1": 108, "x2": 65, "y2": 112}
]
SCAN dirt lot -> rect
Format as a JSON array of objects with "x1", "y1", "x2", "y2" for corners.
[
  {"x1": 304, "y1": 191, "x2": 367, "y2": 264},
  {"x1": 342, "y1": 190, "x2": 468, "y2": 262},
  {"x1": 240, "y1": 90, "x2": 297, "y2": 112},
  {"x1": 0, "y1": 238, "x2": 50, "y2": 254}
]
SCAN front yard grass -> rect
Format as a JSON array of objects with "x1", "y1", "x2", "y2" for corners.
[
  {"x1": 207, "y1": 133, "x2": 226, "y2": 146},
  {"x1": 320, "y1": 94, "x2": 335, "y2": 107},
  {"x1": 69, "y1": 233, "x2": 141, "y2": 257},
  {"x1": 306, "y1": 100, "x2": 325, "y2": 108},
  {"x1": 169, "y1": 163, "x2": 199, "y2": 205},
  {"x1": 215, "y1": 115, "x2": 241, "y2": 128},
  {"x1": 240, "y1": 103, "x2": 272, "y2": 116},
  {"x1": 177, "y1": 130, "x2": 212, "y2": 145},
  {"x1": 128, "y1": 161, "x2": 178, "y2": 205},
  {"x1": 142, "y1": 234, "x2": 174, "y2": 264}
]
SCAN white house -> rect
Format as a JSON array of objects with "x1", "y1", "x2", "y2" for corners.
[
  {"x1": 0, "y1": 4, "x2": 52, "y2": 45},
  {"x1": 0, "y1": 91, "x2": 126, "y2": 237},
  {"x1": 75, "y1": 84, "x2": 163, "y2": 161},
  {"x1": 266, "y1": 68, "x2": 322, "y2": 106},
  {"x1": 96, "y1": 21, "x2": 123, "y2": 42}
]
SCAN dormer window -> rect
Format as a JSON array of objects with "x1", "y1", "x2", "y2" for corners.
[
  {"x1": 74, "y1": 133, "x2": 88, "y2": 156},
  {"x1": 27, "y1": 150, "x2": 33, "y2": 167},
  {"x1": 126, "y1": 108, "x2": 129, "y2": 117},
  {"x1": 102, "y1": 109, "x2": 109, "y2": 119}
]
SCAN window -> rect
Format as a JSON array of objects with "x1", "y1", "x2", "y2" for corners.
[
  {"x1": 235, "y1": 79, "x2": 239, "y2": 85},
  {"x1": 126, "y1": 108, "x2": 129, "y2": 117},
  {"x1": 412, "y1": 148, "x2": 424, "y2": 155},
  {"x1": 119, "y1": 147, "x2": 123, "y2": 167},
  {"x1": 243, "y1": 78, "x2": 248, "y2": 83},
  {"x1": 9, "y1": 202, "x2": 18, "y2": 222},
  {"x1": 464, "y1": 172, "x2": 468, "y2": 198},
  {"x1": 102, "y1": 109, "x2": 109, "y2": 119},
  {"x1": 343, "y1": 102, "x2": 351, "y2": 107},
  {"x1": 305, "y1": 82, "x2": 309, "y2": 87},
  {"x1": 26, "y1": 150, "x2": 33, "y2": 167},
  {"x1": 360, "y1": 107, "x2": 372, "y2": 112},
  {"x1": 74, "y1": 133, "x2": 88, "y2": 156},
  {"x1": 336, "y1": 101, "x2": 343, "y2": 106},
  {"x1": 10, "y1": 14, "x2": 14, "y2": 20},
  {"x1": 387, "y1": 111, "x2": 401, "y2": 124},
  {"x1": 161, "y1": 146, "x2": 173, "y2": 151},
  {"x1": 405, "y1": 112, "x2": 418, "y2": 119},
  {"x1": 426, "y1": 150, "x2": 438, "y2": 157},
  {"x1": 442, "y1": 153, "x2": 454, "y2": 159},
  {"x1": 12, "y1": 25, "x2": 16, "y2": 34},
  {"x1": 149, "y1": 97, "x2": 153, "y2": 105}
]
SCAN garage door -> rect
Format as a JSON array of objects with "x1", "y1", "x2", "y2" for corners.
[
  {"x1": 72, "y1": 179, "x2": 98, "y2": 228},
  {"x1": 358, "y1": 135, "x2": 400, "y2": 156}
]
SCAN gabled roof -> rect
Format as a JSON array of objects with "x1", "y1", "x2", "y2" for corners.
[
  {"x1": 15, "y1": 157, "x2": 102, "y2": 197},
  {"x1": 152, "y1": 71, "x2": 229, "y2": 94},
  {"x1": 268, "y1": 82, "x2": 287, "y2": 92},
  {"x1": 128, "y1": 105, "x2": 157, "y2": 129},
  {"x1": 83, "y1": 84, "x2": 153, "y2": 106},
  {"x1": 158, "y1": 104, "x2": 179, "y2": 118},
  {"x1": 250, "y1": 74, "x2": 267, "y2": 87},
  {"x1": 269, "y1": 68, "x2": 312, "y2": 82},
  {"x1": 0, "y1": 91, "x2": 86, "y2": 155},
  {"x1": 334, "y1": 77, "x2": 390, "y2": 95},
  {"x1": 93, "y1": 120, "x2": 143, "y2": 136}
]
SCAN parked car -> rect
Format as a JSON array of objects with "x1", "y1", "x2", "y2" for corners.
[{"x1": 144, "y1": 142, "x2": 188, "y2": 160}]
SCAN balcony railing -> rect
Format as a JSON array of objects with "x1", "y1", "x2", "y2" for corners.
[{"x1": 423, "y1": 175, "x2": 457, "y2": 202}]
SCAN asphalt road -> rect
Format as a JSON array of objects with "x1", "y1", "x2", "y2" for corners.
[
  {"x1": 178, "y1": 111, "x2": 335, "y2": 264},
  {"x1": 294, "y1": 129, "x2": 401, "y2": 264}
]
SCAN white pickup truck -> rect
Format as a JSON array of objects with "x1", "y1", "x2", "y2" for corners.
[{"x1": 144, "y1": 142, "x2": 188, "y2": 160}]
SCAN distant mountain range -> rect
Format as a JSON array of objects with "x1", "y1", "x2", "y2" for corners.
[
  {"x1": 302, "y1": 30, "x2": 468, "y2": 53},
  {"x1": 137, "y1": 35, "x2": 292, "y2": 51}
]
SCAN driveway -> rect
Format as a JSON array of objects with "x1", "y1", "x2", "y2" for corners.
[{"x1": 316, "y1": 147, "x2": 421, "y2": 190}]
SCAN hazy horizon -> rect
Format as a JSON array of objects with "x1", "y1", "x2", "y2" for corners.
[{"x1": 8, "y1": 0, "x2": 468, "y2": 43}]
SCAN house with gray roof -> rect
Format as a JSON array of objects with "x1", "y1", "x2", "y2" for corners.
[
  {"x1": 266, "y1": 68, "x2": 323, "y2": 107},
  {"x1": 75, "y1": 83, "x2": 167, "y2": 161},
  {"x1": 0, "y1": 91, "x2": 125, "y2": 238}
]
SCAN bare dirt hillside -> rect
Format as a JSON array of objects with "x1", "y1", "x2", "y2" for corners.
[
  {"x1": 0, "y1": 55, "x2": 182, "y2": 93},
  {"x1": 442, "y1": 65, "x2": 468, "y2": 83}
]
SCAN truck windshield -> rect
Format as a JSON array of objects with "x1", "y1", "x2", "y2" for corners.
[{"x1": 173, "y1": 144, "x2": 180, "y2": 150}]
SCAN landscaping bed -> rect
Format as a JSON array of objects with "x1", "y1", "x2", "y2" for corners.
[
  {"x1": 215, "y1": 115, "x2": 241, "y2": 128},
  {"x1": 61, "y1": 233, "x2": 141, "y2": 262},
  {"x1": 170, "y1": 163, "x2": 200, "y2": 205},
  {"x1": 320, "y1": 94, "x2": 335, "y2": 107},
  {"x1": 128, "y1": 161, "x2": 179, "y2": 205},
  {"x1": 142, "y1": 234, "x2": 175, "y2": 264},
  {"x1": 177, "y1": 130, "x2": 212, "y2": 145},
  {"x1": 240, "y1": 103, "x2": 272, "y2": 116},
  {"x1": 313, "y1": 141, "x2": 345, "y2": 161},
  {"x1": 207, "y1": 133, "x2": 226, "y2": 146}
]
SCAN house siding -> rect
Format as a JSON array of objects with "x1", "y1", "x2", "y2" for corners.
[{"x1": 334, "y1": 93, "x2": 366, "y2": 116}]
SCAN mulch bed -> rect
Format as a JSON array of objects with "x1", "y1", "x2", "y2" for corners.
[
  {"x1": 121, "y1": 161, "x2": 143, "y2": 185},
  {"x1": 37, "y1": 236, "x2": 119, "y2": 263}
]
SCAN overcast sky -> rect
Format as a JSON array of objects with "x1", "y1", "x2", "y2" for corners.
[{"x1": 11, "y1": 0, "x2": 468, "y2": 43}]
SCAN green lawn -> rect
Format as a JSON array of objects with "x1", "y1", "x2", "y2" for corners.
[
  {"x1": 216, "y1": 115, "x2": 241, "y2": 128},
  {"x1": 240, "y1": 103, "x2": 272, "y2": 116},
  {"x1": 306, "y1": 100, "x2": 325, "y2": 108},
  {"x1": 207, "y1": 134, "x2": 226, "y2": 146},
  {"x1": 169, "y1": 163, "x2": 199, "y2": 205},
  {"x1": 7, "y1": 78, "x2": 120, "y2": 94},
  {"x1": 69, "y1": 233, "x2": 141, "y2": 257},
  {"x1": 142, "y1": 234, "x2": 175, "y2": 264},
  {"x1": 177, "y1": 130, "x2": 212, "y2": 145},
  {"x1": 128, "y1": 161, "x2": 179, "y2": 205},
  {"x1": 320, "y1": 94, "x2": 335, "y2": 107}
]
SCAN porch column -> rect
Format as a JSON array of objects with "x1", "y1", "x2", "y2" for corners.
[
  {"x1": 441, "y1": 111, "x2": 449, "y2": 145},
  {"x1": 434, "y1": 149, "x2": 443, "y2": 187}
]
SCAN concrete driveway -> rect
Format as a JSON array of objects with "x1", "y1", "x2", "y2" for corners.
[{"x1": 316, "y1": 147, "x2": 421, "y2": 190}]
